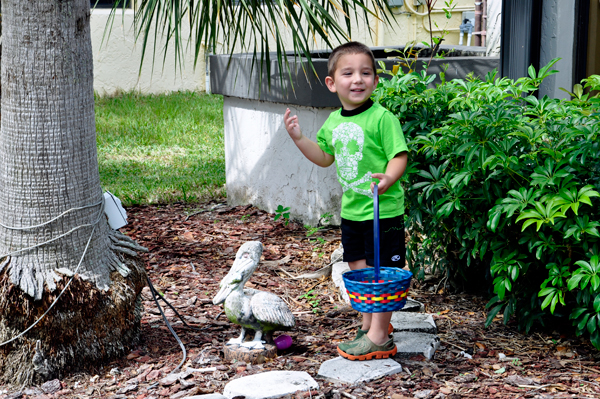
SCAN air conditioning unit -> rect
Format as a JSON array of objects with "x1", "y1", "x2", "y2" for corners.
[
  {"x1": 462, "y1": 11, "x2": 476, "y2": 27},
  {"x1": 387, "y1": 0, "x2": 405, "y2": 6}
]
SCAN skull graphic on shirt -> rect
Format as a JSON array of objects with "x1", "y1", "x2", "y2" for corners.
[{"x1": 332, "y1": 122, "x2": 364, "y2": 181}]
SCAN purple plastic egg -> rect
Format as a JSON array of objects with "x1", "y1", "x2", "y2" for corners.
[{"x1": 274, "y1": 335, "x2": 293, "y2": 350}]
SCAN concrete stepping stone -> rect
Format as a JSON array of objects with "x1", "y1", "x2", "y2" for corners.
[
  {"x1": 401, "y1": 297, "x2": 425, "y2": 312},
  {"x1": 391, "y1": 312, "x2": 437, "y2": 334},
  {"x1": 317, "y1": 356, "x2": 403, "y2": 384},
  {"x1": 222, "y1": 370, "x2": 318, "y2": 399},
  {"x1": 393, "y1": 332, "x2": 440, "y2": 360}
]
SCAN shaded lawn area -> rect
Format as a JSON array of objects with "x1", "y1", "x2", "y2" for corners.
[{"x1": 95, "y1": 91, "x2": 225, "y2": 205}]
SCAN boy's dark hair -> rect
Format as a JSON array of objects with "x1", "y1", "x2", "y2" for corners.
[{"x1": 327, "y1": 41, "x2": 376, "y2": 78}]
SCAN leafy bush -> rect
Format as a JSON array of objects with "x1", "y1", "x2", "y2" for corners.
[{"x1": 373, "y1": 59, "x2": 600, "y2": 347}]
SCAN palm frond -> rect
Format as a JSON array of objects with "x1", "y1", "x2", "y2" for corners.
[{"x1": 109, "y1": 0, "x2": 394, "y2": 90}]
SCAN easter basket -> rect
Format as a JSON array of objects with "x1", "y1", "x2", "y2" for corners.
[{"x1": 342, "y1": 185, "x2": 413, "y2": 313}]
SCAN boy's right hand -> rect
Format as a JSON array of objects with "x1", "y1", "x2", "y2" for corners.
[{"x1": 284, "y1": 108, "x2": 302, "y2": 141}]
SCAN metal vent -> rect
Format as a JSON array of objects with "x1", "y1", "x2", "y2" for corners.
[{"x1": 387, "y1": 0, "x2": 405, "y2": 6}]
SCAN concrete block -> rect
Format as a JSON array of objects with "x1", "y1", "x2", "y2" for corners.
[
  {"x1": 393, "y1": 332, "x2": 440, "y2": 360},
  {"x1": 391, "y1": 313, "x2": 437, "y2": 334},
  {"x1": 332, "y1": 262, "x2": 351, "y2": 304},
  {"x1": 223, "y1": 371, "x2": 318, "y2": 399},
  {"x1": 400, "y1": 297, "x2": 425, "y2": 313},
  {"x1": 317, "y1": 356, "x2": 402, "y2": 384}
]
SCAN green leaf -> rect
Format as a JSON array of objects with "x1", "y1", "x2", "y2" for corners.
[
  {"x1": 485, "y1": 304, "x2": 504, "y2": 327},
  {"x1": 567, "y1": 274, "x2": 582, "y2": 291},
  {"x1": 528, "y1": 65, "x2": 536, "y2": 80},
  {"x1": 488, "y1": 210, "x2": 501, "y2": 232},
  {"x1": 578, "y1": 313, "x2": 591, "y2": 331},
  {"x1": 594, "y1": 296, "x2": 600, "y2": 313},
  {"x1": 591, "y1": 331, "x2": 600, "y2": 349},
  {"x1": 538, "y1": 286, "x2": 555, "y2": 297},
  {"x1": 574, "y1": 84, "x2": 583, "y2": 99},
  {"x1": 570, "y1": 307, "x2": 588, "y2": 320},
  {"x1": 587, "y1": 315, "x2": 597, "y2": 334}
]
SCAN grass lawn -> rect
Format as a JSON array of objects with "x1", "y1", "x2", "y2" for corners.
[{"x1": 95, "y1": 91, "x2": 225, "y2": 205}]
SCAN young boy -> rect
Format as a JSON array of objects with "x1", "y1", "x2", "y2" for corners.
[{"x1": 284, "y1": 41, "x2": 408, "y2": 360}]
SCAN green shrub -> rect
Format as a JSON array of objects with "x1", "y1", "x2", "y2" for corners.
[{"x1": 373, "y1": 59, "x2": 600, "y2": 348}]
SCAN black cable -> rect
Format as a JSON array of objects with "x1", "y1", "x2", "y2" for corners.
[
  {"x1": 146, "y1": 276, "x2": 186, "y2": 372},
  {"x1": 150, "y1": 282, "x2": 203, "y2": 331}
]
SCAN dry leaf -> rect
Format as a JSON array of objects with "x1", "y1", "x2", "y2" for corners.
[{"x1": 182, "y1": 231, "x2": 195, "y2": 241}]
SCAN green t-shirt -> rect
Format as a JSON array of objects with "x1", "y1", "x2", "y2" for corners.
[{"x1": 317, "y1": 100, "x2": 408, "y2": 221}]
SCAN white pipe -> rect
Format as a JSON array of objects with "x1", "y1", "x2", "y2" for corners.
[
  {"x1": 413, "y1": 12, "x2": 418, "y2": 43},
  {"x1": 403, "y1": 1, "x2": 474, "y2": 17},
  {"x1": 422, "y1": 18, "x2": 464, "y2": 33},
  {"x1": 376, "y1": 11, "x2": 385, "y2": 46}
]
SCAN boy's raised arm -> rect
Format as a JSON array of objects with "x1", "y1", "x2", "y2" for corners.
[
  {"x1": 284, "y1": 108, "x2": 335, "y2": 168},
  {"x1": 371, "y1": 152, "x2": 408, "y2": 194}
]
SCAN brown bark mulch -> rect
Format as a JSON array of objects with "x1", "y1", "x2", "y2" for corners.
[{"x1": 2, "y1": 201, "x2": 600, "y2": 399}]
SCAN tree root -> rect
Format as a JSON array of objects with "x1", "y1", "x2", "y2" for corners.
[{"x1": 0, "y1": 252, "x2": 147, "y2": 386}]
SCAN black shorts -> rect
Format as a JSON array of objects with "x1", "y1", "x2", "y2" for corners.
[{"x1": 341, "y1": 215, "x2": 405, "y2": 267}]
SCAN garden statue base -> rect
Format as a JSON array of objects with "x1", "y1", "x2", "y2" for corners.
[{"x1": 223, "y1": 343, "x2": 277, "y2": 364}]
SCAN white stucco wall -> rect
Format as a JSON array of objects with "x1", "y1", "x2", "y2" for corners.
[
  {"x1": 486, "y1": 0, "x2": 502, "y2": 56},
  {"x1": 539, "y1": 0, "x2": 576, "y2": 100},
  {"x1": 223, "y1": 97, "x2": 342, "y2": 226},
  {"x1": 90, "y1": 9, "x2": 205, "y2": 95}
]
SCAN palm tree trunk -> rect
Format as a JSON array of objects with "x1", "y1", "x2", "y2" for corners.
[{"x1": 0, "y1": 0, "x2": 147, "y2": 385}]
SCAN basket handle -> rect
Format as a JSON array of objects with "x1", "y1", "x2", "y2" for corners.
[{"x1": 374, "y1": 184, "x2": 380, "y2": 282}]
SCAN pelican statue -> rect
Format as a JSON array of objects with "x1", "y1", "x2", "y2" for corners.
[{"x1": 213, "y1": 241, "x2": 295, "y2": 349}]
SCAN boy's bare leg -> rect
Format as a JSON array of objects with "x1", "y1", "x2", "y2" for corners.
[
  {"x1": 348, "y1": 259, "x2": 393, "y2": 345},
  {"x1": 348, "y1": 260, "x2": 372, "y2": 332},
  {"x1": 367, "y1": 312, "x2": 393, "y2": 345}
]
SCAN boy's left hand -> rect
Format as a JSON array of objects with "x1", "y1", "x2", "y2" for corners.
[
  {"x1": 371, "y1": 153, "x2": 408, "y2": 195},
  {"x1": 371, "y1": 173, "x2": 393, "y2": 195}
]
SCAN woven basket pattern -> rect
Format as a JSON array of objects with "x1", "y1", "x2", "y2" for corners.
[{"x1": 343, "y1": 267, "x2": 412, "y2": 313}]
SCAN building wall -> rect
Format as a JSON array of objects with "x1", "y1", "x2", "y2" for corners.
[
  {"x1": 487, "y1": 0, "x2": 502, "y2": 56},
  {"x1": 539, "y1": 0, "x2": 576, "y2": 100},
  {"x1": 90, "y1": 1, "x2": 490, "y2": 94},
  {"x1": 223, "y1": 98, "x2": 342, "y2": 226},
  {"x1": 90, "y1": 9, "x2": 205, "y2": 95}
]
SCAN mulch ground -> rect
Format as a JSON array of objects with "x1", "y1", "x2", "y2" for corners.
[{"x1": 2, "y1": 201, "x2": 600, "y2": 399}]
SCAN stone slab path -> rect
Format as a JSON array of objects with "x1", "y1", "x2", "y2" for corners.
[
  {"x1": 390, "y1": 312, "x2": 437, "y2": 334},
  {"x1": 393, "y1": 332, "x2": 441, "y2": 360},
  {"x1": 317, "y1": 357, "x2": 403, "y2": 384},
  {"x1": 221, "y1": 370, "x2": 318, "y2": 399}
]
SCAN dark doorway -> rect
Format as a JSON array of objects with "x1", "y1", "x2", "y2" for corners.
[
  {"x1": 91, "y1": 1, "x2": 130, "y2": 8},
  {"x1": 499, "y1": 0, "x2": 544, "y2": 80}
]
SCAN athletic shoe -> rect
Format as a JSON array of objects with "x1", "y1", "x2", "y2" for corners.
[
  {"x1": 355, "y1": 323, "x2": 394, "y2": 340},
  {"x1": 337, "y1": 334, "x2": 397, "y2": 361}
]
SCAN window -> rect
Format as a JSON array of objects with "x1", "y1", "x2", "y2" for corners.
[{"x1": 91, "y1": 0, "x2": 130, "y2": 9}]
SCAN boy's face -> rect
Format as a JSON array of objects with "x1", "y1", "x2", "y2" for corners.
[{"x1": 325, "y1": 53, "x2": 378, "y2": 111}]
